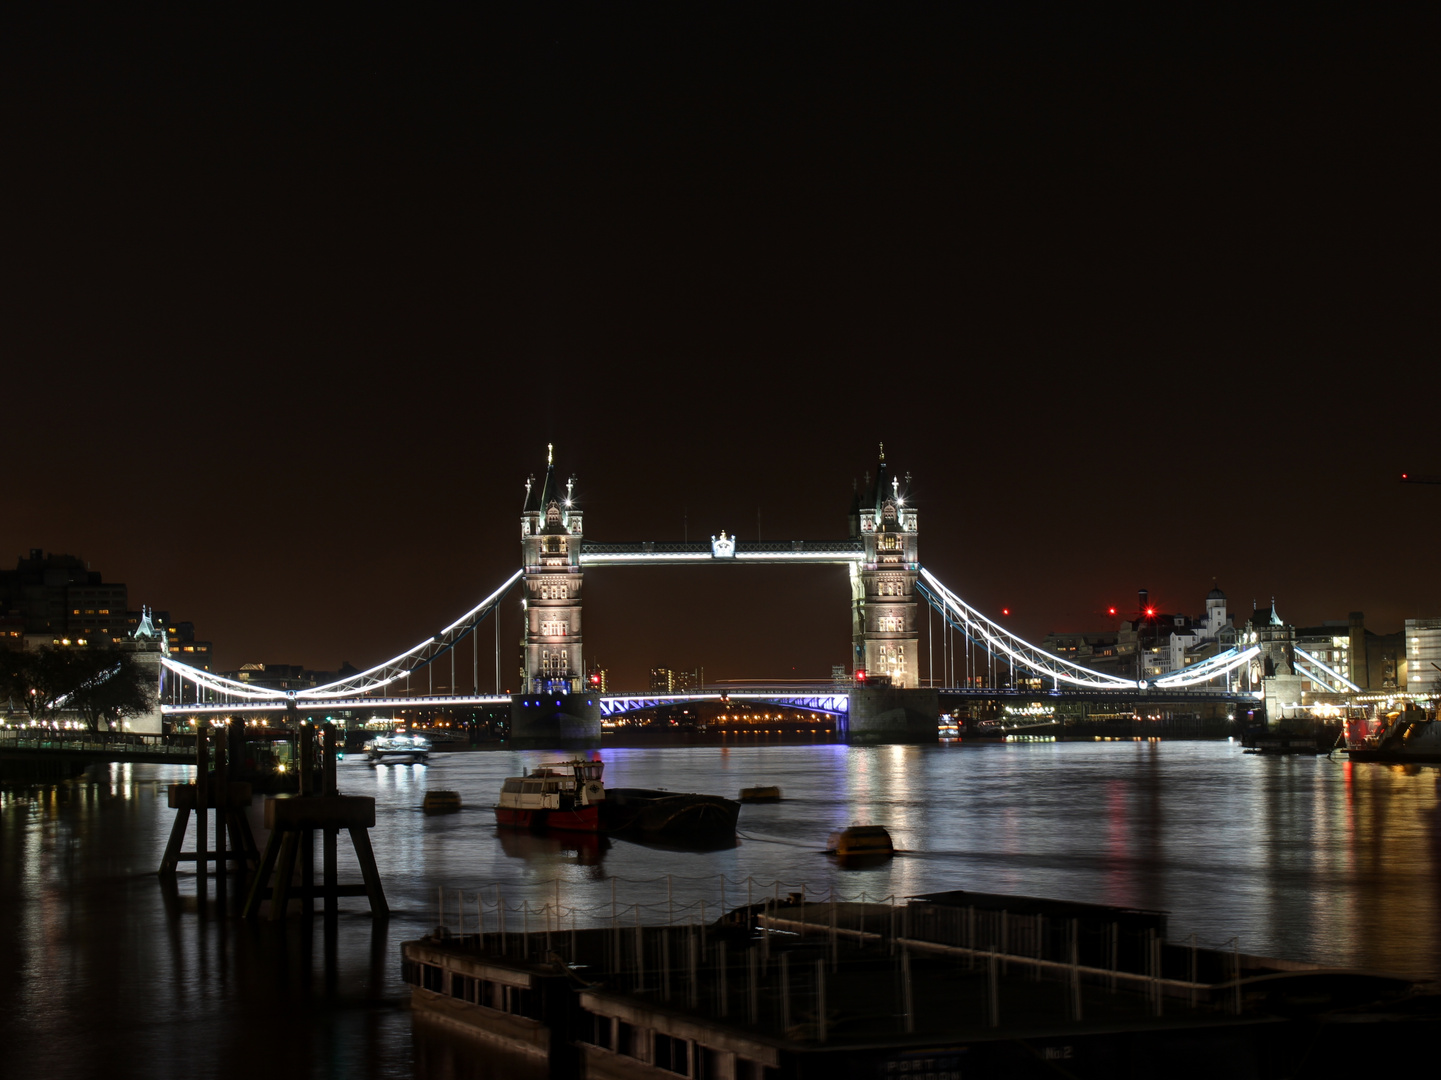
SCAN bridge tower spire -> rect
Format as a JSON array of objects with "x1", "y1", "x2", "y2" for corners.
[
  {"x1": 520, "y1": 449, "x2": 584, "y2": 695},
  {"x1": 851, "y1": 447, "x2": 920, "y2": 687}
]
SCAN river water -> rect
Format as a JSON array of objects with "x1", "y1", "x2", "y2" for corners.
[{"x1": 5, "y1": 739, "x2": 1441, "y2": 1078}]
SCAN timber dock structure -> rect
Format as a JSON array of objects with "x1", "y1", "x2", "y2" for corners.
[{"x1": 403, "y1": 888, "x2": 1433, "y2": 1078}]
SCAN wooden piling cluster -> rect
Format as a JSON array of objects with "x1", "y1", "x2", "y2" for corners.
[
  {"x1": 242, "y1": 722, "x2": 388, "y2": 919},
  {"x1": 158, "y1": 718, "x2": 259, "y2": 880},
  {"x1": 157, "y1": 718, "x2": 387, "y2": 920}
]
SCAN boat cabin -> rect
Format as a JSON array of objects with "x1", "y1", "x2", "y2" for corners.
[{"x1": 498, "y1": 760, "x2": 605, "y2": 812}]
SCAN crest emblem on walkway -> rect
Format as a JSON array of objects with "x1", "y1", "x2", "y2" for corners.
[{"x1": 710, "y1": 530, "x2": 736, "y2": 558}]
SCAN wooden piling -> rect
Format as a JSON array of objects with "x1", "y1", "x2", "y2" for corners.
[{"x1": 241, "y1": 727, "x2": 387, "y2": 920}]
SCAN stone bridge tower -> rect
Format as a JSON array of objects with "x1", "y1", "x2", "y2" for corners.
[
  {"x1": 520, "y1": 445, "x2": 584, "y2": 693},
  {"x1": 512, "y1": 446, "x2": 598, "y2": 746},
  {"x1": 850, "y1": 445, "x2": 920, "y2": 688}
]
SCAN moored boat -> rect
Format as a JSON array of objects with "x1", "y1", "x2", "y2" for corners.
[
  {"x1": 599, "y1": 787, "x2": 740, "y2": 845},
  {"x1": 1345, "y1": 708, "x2": 1441, "y2": 762},
  {"x1": 494, "y1": 759, "x2": 606, "y2": 832}
]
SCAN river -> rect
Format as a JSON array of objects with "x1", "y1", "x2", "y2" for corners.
[{"x1": 4, "y1": 739, "x2": 1440, "y2": 1077}]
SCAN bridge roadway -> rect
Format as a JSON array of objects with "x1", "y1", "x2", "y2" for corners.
[
  {"x1": 156, "y1": 689, "x2": 856, "y2": 718},
  {"x1": 154, "y1": 684, "x2": 1256, "y2": 718}
]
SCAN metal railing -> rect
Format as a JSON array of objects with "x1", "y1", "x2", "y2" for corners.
[{"x1": 0, "y1": 728, "x2": 195, "y2": 756}]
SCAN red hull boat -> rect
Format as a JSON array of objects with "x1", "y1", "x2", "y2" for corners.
[{"x1": 493, "y1": 759, "x2": 605, "y2": 833}]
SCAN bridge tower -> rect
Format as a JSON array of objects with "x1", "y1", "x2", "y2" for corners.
[
  {"x1": 521, "y1": 445, "x2": 584, "y2": 693},
  {"x1": 851, "y1": 445, "x2": 920, "y2": 688},
  {"x1": 512, "y1": 446, "x2": 599, "y2": 746}
]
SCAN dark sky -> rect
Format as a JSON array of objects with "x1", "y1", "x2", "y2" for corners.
[{"x1": 4, "y1": 7, "x2": 1438, "y2": 689}]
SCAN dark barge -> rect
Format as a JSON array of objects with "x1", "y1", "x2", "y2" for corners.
[{"x1": 599, "y1": 787, "x2": 740, "y2": 846}]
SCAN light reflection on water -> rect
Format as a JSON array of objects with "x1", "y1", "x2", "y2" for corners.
[{"x1": 4, "y1": 741, "x2": 1441, "y2": 1078}]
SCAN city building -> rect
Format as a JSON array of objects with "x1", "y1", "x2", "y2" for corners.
[
  {"x1": 1045, "y1": 586, "x2": 1235, "y2": 682},
  {"x1": 585, "y1": 662, "x2": 609, "y2": 692},
  {"x1": 1405, "y1": 618, "x2": 1441, "y2": 698},
  {"x1": 649, "y1": 667, "x2": 704, "y2": 693},
  {"x1": 217, "y1": 663, "x2": 351, "y2": 692},
  {"x1": 0, "y1": 550, "x2": 213, "y2": 662},
  {"x1": 1347, "y1": 612, "x2": 1406, "y2": 690},
  {"x1": 0, "y1": 549, "x2": 128, "y2": 645},
  {"x1": 165, "y1": 620, "x2": 214, "y2": 672}
]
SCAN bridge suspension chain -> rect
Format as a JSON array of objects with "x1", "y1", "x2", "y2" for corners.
[
  {"x1": 160, "y1": 569, "x2": 524, "y2": 704},
  {"x1": 916, "y1": 568, "x2": 1139, "y2": 690},
  {"x1": 1150, "y1": 645, "x2": 1258, "y2": 688}
]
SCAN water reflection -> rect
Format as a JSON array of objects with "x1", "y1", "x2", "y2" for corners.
[
  {"x1": 496, "y1": 827, "x2": 610, "y2": 868},
  {"x1": 8, "y1": 742, "x2": 1441, "y2": 1078}
]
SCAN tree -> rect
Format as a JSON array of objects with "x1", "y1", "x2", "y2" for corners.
[
  {"x1": 0, "y1": 647, "x2": 84, "y2": 719},
  {"x1": 0, "y1": 646, "x2": 154, "y2": 729},
  {"x1": 68, "y1": 648, "x2": 155, "y2": 731}
]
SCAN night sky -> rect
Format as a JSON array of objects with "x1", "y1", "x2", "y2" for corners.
[{"x1": 4, "y1": 8, "x2": 1437, "y2": 690}]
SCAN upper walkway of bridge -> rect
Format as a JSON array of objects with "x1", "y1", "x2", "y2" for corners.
[{"x1": 578, "y1": 539, "x2": 864, "y2": 565}]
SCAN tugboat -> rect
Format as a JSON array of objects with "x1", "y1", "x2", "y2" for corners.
[
  {"x1": 494, "y1": 760, "x2": 606, "y2": 832},
  {"x1": 1345, "y1": 705, "x2": 1441, "y2": 762}
]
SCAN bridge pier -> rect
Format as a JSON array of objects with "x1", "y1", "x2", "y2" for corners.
[
  {"x1": 509, "y1": 692, "x2": 601, "y2": 749},
  {"x1": 846, "y1": 687, "x2": 940, "y2": 744}
]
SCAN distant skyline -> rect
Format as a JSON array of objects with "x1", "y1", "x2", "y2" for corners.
[
  {"x1": 5, "y1": 8, "x2": 1437, "y2": 686},
  {"x1": 11, "y1": 444, "x2": 1435, "y2": 692}
]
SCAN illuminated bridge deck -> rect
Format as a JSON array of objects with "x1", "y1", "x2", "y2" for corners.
[{"x1": 579, "y1": 540, "x2": 864, "y2": 565}]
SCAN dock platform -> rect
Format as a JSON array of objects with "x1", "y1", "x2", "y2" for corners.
[{"x1": 402, "y1": 890, "x2": 1429, "y2": 1078}]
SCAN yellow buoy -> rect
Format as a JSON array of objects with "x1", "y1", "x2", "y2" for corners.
[{"x1": 423, "y1": 790, "x2": 463, "y2": 815}]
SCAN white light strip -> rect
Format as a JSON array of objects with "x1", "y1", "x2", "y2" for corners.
[
  {"x1": 296, "y1": 569, "x2": 523, "y2": 698},
  {"x1": 1152, "y1": 646, "x2": 1259, "y2": 687},
  {"x1": 441, "y1": 569, "x2": 525, "y2": 634},
  {"x1": 918, "y1": 568, "x2": 1139, "y2": 689},
  {"x1": 161, "y1": 694, "x2": 515, "y2": 714},
  {"x1": 579, "y1": 553, "x2": 717, "y2": 563},
  {"x1": 1292, "y1": 662, "x2": 1345, "y2": 695},
  {"x1": 160, "y1": 658, "x2": 290, "y2": 699},
  {"x1": 733, "y1": 552, "x2": 864, "y2": 562},
  {"x1": 578, "y1": 552, "x2": 863, "y2": 565},
  {"x1": 1293, "y1": 646, "x2": 1361, "y2": 692},
  {"x1": 52, "y1": 663, "x2": 122, "y2": 709}
]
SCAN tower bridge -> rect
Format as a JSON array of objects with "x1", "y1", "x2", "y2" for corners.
[{"x1": 153, "y1": 445, "x2": 1268, "y2": 746}]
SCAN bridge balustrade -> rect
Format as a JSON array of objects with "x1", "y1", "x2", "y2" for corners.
[{"x1": 0, "y1": 728, "x2": 196, "y2": 757}]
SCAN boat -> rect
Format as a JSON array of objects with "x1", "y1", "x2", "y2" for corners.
[
  {"x1": 827, "y1": 824, "x2": 895, "y2": 863},
  {"x1": 494, "y1": 759, "x2": 606, "y2": 832},
  {"x1": 1344, "y1": 708, "x2": 1441, "y2": 762},
  {"x1": 738, "y1": 785, "x2": 781, "y2": 802},
  {"x1": 600, "y1": 787, "x2": 740, "y2": 845},
  {"x1": 422, "y1": 790, "x2": 462, "y2": 814},
  {"x1": 364, "y1": 732, "x2": 431, "y2": 764}
]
